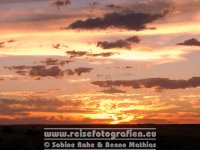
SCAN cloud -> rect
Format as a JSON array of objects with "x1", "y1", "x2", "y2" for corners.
[
  {"x1": 64, "y1": 67, "x2": 93, "y2": 76},
  {"x1": 91, "y1": 77, "x2": 200, "y2": 92},
  {"x1": 67, "y1": 11, "x2": 165, "y2": 31},
  {"x1": 6, "y1": 65, "x2": 64, "y2": 77},
  {"x1": 4, "y1": 65, "x2": 93, "y2": 78},
  {"x1": 29, "y1": 66, "x2": 64, "y2": 78},
  {"x1": 74, "y1": 67, "x2": 93, "y2": 76},
  {"x1": 52, "y1": 0, "x2": 71, "y2": 9},
  {"x1": 105, "y1": 4, "x2": 122, "y2": 9},
  {"x1": 66, "y1": 51, "x2": 88, "y2": 57},
  {"x1": 89, "y1": 52, "x2": 117, "y2": 57},
  {"x1": 66, "y1": 50, "x2": 117, "y2": 58},
  {"x1": 97, "y1": 36, "x2": 140, "y2": 49},
  {"x1": 4, "y1": 66, "x2": 32, "y2": 70},
  {"x1": 100, "y1": 87, "x2": 126, "y2": 94},
  {"x1": 40, "y1": 58, "x2": 73, "y2": 66},
  {"x1": 15, "y1": 70, "x2": 28, "y2": 76},
  {"x1": 177, "y1": 38, "x2": 200, "y2": 46}
]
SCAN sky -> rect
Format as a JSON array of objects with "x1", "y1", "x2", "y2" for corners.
[{"x1": 0, "y1": 0, "x2": 200, "y2": 124}]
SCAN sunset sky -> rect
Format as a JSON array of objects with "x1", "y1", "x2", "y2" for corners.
[{"x1": 0, "y1": 0, "x2": 200, "y2": 124}]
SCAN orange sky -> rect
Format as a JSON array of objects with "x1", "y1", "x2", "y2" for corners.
[{"x1": 0, "y1": 0, "x2": 200, "y2": 124}]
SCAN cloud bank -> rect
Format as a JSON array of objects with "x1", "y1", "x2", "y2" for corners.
[
  {"x1": 177, "y1": 38, "x2": 200, "y2": 46},
  {"x1": 97, "y1": 36, "x2": 140, "y2": 49},
  {"x1": 92, "y1": 77, "x2": 200, "y2": 92},
  {"x1": 68, "y1": 11, "x2": 165, "y2": 31}
]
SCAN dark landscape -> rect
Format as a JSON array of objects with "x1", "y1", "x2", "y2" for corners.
[{"x1": 0, "y1": 124, "x2": 200, "y2": 150}]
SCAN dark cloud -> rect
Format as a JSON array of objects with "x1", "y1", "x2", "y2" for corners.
[
  {"x1": 67, "y1": 11, "x2": 165, "y2": 31},
  {"x1": 91, "y1": 77, "x2": 200, "y2": 92},
  {"x1": 4, "y1": 65, "x2": 93, "y2": 78},
  {"x1": 74, "y1": 67, "x2": 93, "y2": 76},
  {"x1": 100, "y1": 87, "x2": 126, "y2": 94},
  {"x1": 66, "y1": 50, "x2": 117, "y2": 58},
  {"x1": 15, "y1": 70, "x2": 28, "y2": 76},
  {"x1": 177, "y1": 38, "x2": 200, "y2": 46},
  {"x1": 66, "y1": 51, "x2": 88, "y2": 57},
  {"x1": 64, "y1": 69, "x2": 76, "y2": 76},
  {"x1": 4, "y1": 65, "x2": 31, "y2": 70},
  {"x1": 97, "y1": 40, "x2": 130, "y2": 49},
  {"x1": 97, "y1": 36, "x2": 140, "y2": 49},
  {"x1": 52, "y1": 0, "x2": 71, "y2": 9},
  {"x1": 105, "y1": 4, "x2": 122, "y2": 9},
  {"x1": 29, "y1": 66, "x2": 64, "y2": 78},
  {"x1": 40, "y1": 58, "x2": 73, "y2": 66},
  {"x1": 89, "y1": 52, "x2": 116, "y2": 57},
  {"x1": 64, "y1": 68, "x2": 93, "y2": 76},
  {"x1": 126, "y1": 36, "x2": 141, "y2": 43}
]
